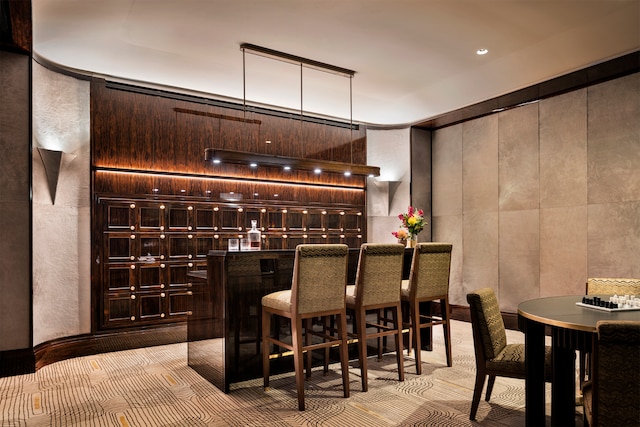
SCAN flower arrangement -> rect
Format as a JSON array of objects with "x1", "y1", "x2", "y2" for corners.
[
  {"x1": 396, "y1": 206, "x2": 425, "y2": 239},
  {"x1": 392, "y1": 228, "x2": 409, "y2": 240}
]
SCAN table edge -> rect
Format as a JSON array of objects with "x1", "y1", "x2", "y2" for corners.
[{"x1": 517, "y1": 307, "x2": 596, "y2": 332}]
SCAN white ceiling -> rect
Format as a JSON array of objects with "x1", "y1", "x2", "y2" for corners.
[{"x1": 32, "y1": 0, "x2": 640, "y2": 127}]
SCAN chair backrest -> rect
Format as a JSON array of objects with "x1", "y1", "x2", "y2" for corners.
[
  {"x1": 593, "y1": 320, "x2": 640, "y2": 425},
  {"x1": 466, "y1": 288, "x2": 507, "y2": 361},
  {"x1": 407, "y1": 242, "x2": 452, "y2": 300},
  {"x1": 586, "y1": 278, "x2": 640, "y2": 296},
  {"x1": 291, "y1": 244, "x2": 349, "y2": 314},
  {"x1": 353, "y1": 243, "x2": 405, "y2": 306}
]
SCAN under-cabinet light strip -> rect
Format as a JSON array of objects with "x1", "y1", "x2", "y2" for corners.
[{"x1": 94, "y1": 169, "x2": 366, "y2": 192}]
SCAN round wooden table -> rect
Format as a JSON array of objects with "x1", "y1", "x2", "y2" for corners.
[{"x1": 518, "y1": 295, "x2": 640, "y2": 427}]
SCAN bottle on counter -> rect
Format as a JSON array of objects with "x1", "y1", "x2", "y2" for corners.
[{"x1": 248, "y1": 219, "x2": 261, "y2": 250}]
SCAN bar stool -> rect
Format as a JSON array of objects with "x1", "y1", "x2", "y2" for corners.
[
  {"x1": 261, "y1": 244, "x2": 350, "y2": 411},
  {"x1": 401, "y1": 242, "x2": 453, "y2": 374},
  {"x1": 345, "y1": 243, "x2": 405, "y2": 391}
]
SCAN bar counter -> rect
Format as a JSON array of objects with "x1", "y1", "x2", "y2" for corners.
[{"x1": 188, "y1": 248, "x2": 415, "y2": 392}]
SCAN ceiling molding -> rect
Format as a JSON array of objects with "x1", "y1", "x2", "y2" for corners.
[{"x1": 414, "y1": 51, "x2": 640, "y2": 130}]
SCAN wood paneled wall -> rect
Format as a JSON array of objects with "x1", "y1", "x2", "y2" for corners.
[
  {"x1": 0, "y1": 0, "x2": 31, "y2": 53},
  {"x1": 91, "y1": 80, "x2": 367, "y2": 190}
]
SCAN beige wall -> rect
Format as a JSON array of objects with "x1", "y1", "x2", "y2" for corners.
[
  {"x1": 366, "y1": 127, "x2": 413, "y2": 243},
  {"x1": 32, "y1": 61, "x2": 91, "y2": 345},
  {"x1": 432, "y1": 72, "x2": 640, "y2": 312}
]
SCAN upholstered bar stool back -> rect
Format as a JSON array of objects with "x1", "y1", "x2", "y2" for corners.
[
  {"x1": 401, "y1": 242, "x2": 453, "y2": 374},
  {"x1": 409, "y1": 243, "x2": 452, "y2": 300},
  {"x1": 345, "y1": 243, "x2": 405, "y2": 391},
  {"x1": 261, "y1": 244, "x2": 350, "y2": 411},
  {"x1": 293, "y1": 245, "x2": 349, "y2": 314}
]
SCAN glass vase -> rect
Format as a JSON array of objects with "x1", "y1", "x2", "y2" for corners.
[{"x1": 407, "y1": 234, "x2": 418, "y2": 248}]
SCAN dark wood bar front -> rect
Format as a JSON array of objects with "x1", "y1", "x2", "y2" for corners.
[{"x1": 187, "y1": 248, "x2": 418, "y2": 392}]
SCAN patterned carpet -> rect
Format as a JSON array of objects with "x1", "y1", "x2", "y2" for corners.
[{"x1": 0, "y1": 320, "x2": 582, "y2": 426}]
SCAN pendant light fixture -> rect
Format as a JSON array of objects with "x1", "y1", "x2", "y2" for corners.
[{"x1": 205, "y1": 43, "x2": 380, "y2": 178}]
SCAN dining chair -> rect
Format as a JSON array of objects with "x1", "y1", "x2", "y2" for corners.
[
  {"x1": 586, "y1": 277, "x2": 640, "y2": 296},
  {"x1": 466, "y1": 287, "x2": 552, "y2": 421},
  {"x1": 261, "y1": 244, "x2": 350, "y2": 411},
  {"x1": 580, "y1": 278, "x2": 640, "y2": 385},
  {"x1": 581, "y1": 320, "x2": 640, "y2": 427},
  {"x1": 401, "y1": 242, "x2": 453, "y2": 374},
  {"x1": 345, "y1": 243, "x2": 405, "y2": 391}
]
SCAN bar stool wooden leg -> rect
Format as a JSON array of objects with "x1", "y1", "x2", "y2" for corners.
[
  {"x1": 393, "y1": 303, "x2": 405, "y2": 382},
  {"x1": 355, "y1": 306, "x2": 369, "y2": 391},
  {"x1": 323, "y1": 316, "x2": 330, "y2": 374},
  {"x1": 442, "y1": 298, "x2": 452, "y2": 367},
  {"x1": 305, "y1": 318, "x2": 312, "y2": 379},
  {"x1": 262, "y1": 309, "x2": 271, "y2": 389},
  {"x1": 411, "y1": 300, "x2": 422, "y2": 375},
  {"x1": 292, "y1": 316, "x2": 305, "y2": 411},
  {"x1": 376, "y1": 309, "x2": 383, "y2": 360},
  {"x1": 337, "y1": 312, "x2": 350, "y2": 398}
]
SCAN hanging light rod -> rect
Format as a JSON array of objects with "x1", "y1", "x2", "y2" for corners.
[
  {"x1": 240, "y1": 43, "x2": 356, "y2": 78},
  {"x1": 205, "y1": 149, "x2": 380, "y2": 178}
]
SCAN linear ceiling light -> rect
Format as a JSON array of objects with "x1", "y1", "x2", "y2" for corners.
[
  {"x1": 204, "y1": 43, "x2": 379, "y2": 178},
  {"x1": 205, "y1": 149, "x2": 380, "y2": 177}
]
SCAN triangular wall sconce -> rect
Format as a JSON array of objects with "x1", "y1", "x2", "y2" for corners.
[
  {"x1": 368, "y1": 180, "x2": 401, "y2": 216},
  {"x1": 37, "y1": 147, "x2": 63, "y2": 204}
]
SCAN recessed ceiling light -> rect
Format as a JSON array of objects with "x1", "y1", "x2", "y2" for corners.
[
  {"x1": 314, "y1": 168, "x2": 322, "y2": 174},
  {"x1": 476, "y1": 48, "x2": 488, "y2": 55},
  {"x1": 249, "y1": 162, "x2": 258, "y2": 167}
]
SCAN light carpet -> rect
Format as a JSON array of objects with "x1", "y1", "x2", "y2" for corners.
[{"x1": 0, "y1": 320, "x2": 582, "y2": 426}]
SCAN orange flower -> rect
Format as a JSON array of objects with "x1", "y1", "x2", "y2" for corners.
[{"x1": 392, "y1": 228, "x2": 409, "y2": 239}]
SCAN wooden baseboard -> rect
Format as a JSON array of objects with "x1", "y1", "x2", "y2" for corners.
[
  {"x1": 34, "y1": 323, "x2": 187, "y2": 370},
  {"x1": 2, "y1": 323, "x2": 186, "y2": 377},
  {"x1": 0, "y1": 348, "x2": 35, "y2": 377}
]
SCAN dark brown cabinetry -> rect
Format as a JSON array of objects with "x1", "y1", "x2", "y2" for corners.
[
  {"x1": 97, "y1": 197, "x2": 363, "y2": 331},
  {"x1": 100, "y1": 200, "x2": 201, "y2": 329}
]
